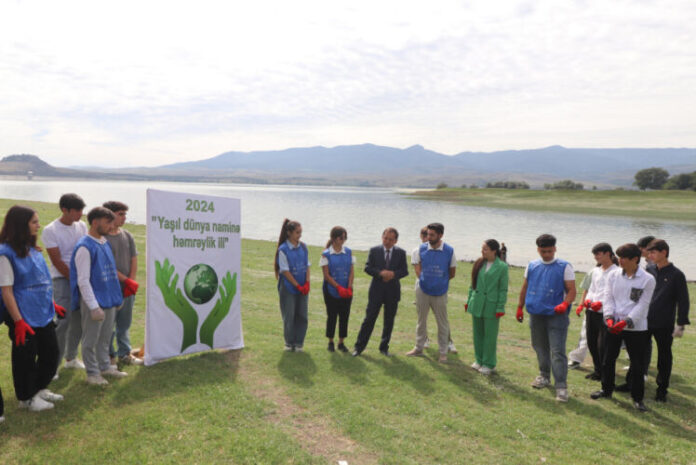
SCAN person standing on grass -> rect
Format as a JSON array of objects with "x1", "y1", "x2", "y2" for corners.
[
  {"x1": 320, "y1": 226, "x2": 354, "y2": 353},
  {"x1": 591, "y1": 243, "x2": 655, "y2": 412},
  {"x1": 573, "y1": 243, "x2": 619, "y2": 381},
  {"x1": 0, "y1": 205, "x2": 65, "y2": 412},
  {"x1": 352, "y1": 227, "x2": 408, "y2": 357},
  {"x1": 412, "y1": 226, "x2": 457, "y2": 354},
  {"x1": 466, "y1": 239, "x2": 508, "y2": 375},
  {"x1": 274, "y1": 219, "x2": 310, "y2": 352},
  {"x1": 516, "y1": 234, "x2": 576, "y2": 403},
  {"x1": 102, "y1": 201, "x2": 142, "y2": 367},
  {"x1": 42, "y1": 193, "x2": 87, "y2": 374},
  {"x1": 567, "y1": 267, "x2": 591, "y2": 371},
  {"x1": 69, "y1": 207, "x2": 126, "y2": 385},
  {"x1": 406, "y1": 222, "x2": 457, "y2": 363}
]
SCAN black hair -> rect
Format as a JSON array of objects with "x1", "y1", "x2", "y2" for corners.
[
  {"x1": 326, "y1": 226, "x2": 347, "y2": 249},
  {"x1": 427, "y1": 222, "x2": 444, "y2": 235},
  {"x1": 637, "y1": 236, "x2": 656, "y2": 249},
  {"x1": 274, "y1": 219, "x2": 301, "y2": 278},
  {"x1": 0, "y1": 205, "x2": 38, "y2": 257},
  {"x1": 591, "y1": 242, "x2": 619, "y2": 266},
  {"x1": 646, "y1": 239, "x2": 669, "y2": 258},
  {"x1": 103, "y1": 200, "x2": 129, "y2": 213},
  {"x1": 87, "y1": 206, "x2": 115, "y2": 225},
  {"x1": 536, "y1": 234, "x2": 556, "y2": 248},
  {"x1": 616, "y1": 243, "x2": 641, "y2": 262},
  {"x1": 471, "y1": 239, "x2": 501, "y2": 289},
  {"x1": 59, "y1": 193, "x2": 86, "y2": 211},
  {"x1": 383, "y1": 227, "x2": 399, "y2": 240}
]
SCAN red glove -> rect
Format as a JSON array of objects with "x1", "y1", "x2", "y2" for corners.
[
  {"x1": 590, "y1": 301, "x2": 603, "y2": 312},
  {"x1": 495, "y1": 312, "x2": 505, "y2": 319},
  {"x1": 575, "y1": 304, "x2": 584, "y2": 317},
  {"x1": 296, "y1": 282, "x2": 310, "y2": 295},
  {"x1": 346, "y1": 287, "x2": 353, "y2": 298},
  {"x1": 464, "y1": 303, "x2": 468, "y2": 312},
  {"x1": 123, "y1": 278, "x2": 139, "y2": 297},
  {"x1": 516, "y1": 306, "x2": 524, "y2": 323},
  {"x1": 584, "y1": 299, "x2": 592, "y2": 308},
  {"x1": 14, "y1": 319, "x2": 35, "y2": 346},
  {"x1": 554, "y1": 301, "x2": 569, "y2": 314},
  {"x1": 337, "y1": 286, "x2": 349, "y2": 298},
  {"x1": 606, "y1": 318, "x2": 614, "y2": 329},
  {"x1": 611, "y1": 320, "x2": 627, "y2": 334},
  {"x1": 53, "y1": 301, "x2": 66, "y2": 318}
]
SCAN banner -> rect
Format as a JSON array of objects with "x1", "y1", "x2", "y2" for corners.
[{"x1": 145, "y1": 189, "x2": 243, "y2": 365}]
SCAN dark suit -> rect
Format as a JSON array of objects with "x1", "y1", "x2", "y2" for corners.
[{"x1": 354, "y1": 245, "x2": 409, "y2": 353}]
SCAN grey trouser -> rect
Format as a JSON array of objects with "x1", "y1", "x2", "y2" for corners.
[
  {"x1": 79, "y1": 299, "x2": 117, "y2": 376},
  {"x1": 53, "y1": 277, "x2": 83, "y2": 362},
  {"x1": 529, "y1": 312, "x2": 569, "y2": 389},
  {"x1": 415, "y1": 287, "x2": 450, "y2": 355}
]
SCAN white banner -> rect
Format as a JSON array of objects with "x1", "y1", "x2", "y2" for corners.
[{"x1": 145, "y1": 189, "x2": 243, "y2": 365}]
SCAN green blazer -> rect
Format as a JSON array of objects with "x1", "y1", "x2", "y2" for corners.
[{"x1": 467, "y1": 257, "x2": 509, "y2": 318}]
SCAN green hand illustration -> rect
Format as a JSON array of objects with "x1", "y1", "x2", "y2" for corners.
[
  {"x1": 155, "y1": 258, "x2": 199, "y2": 352},
  {"x1": 199, "y1": 271, "x2": 237, "y2": 348}
]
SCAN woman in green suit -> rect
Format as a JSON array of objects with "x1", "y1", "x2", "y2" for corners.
[{"x1": 467, "y1": 239, "x2": 509, "y2": 375}]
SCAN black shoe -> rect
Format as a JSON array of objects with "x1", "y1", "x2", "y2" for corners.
[
  {"x1": 615, "y1": 383, "x2": 630, "y2": 392},
  {"x1": 351, "y1": 349, "x2": 361, "y2": 357},
  {"x1": 379, "y1": 349, "x2": 392, "y2": 357},
  {"x1": 327, "y1": 341, "x2": 335, "y2": 352},
  {"x1": 633, "y1": 401, "x2": 648, "y2": 412},
  {"x1": 591, "y1": 390, "x2": 612, "y2": 400},
  {"x1": 585, "y1": 372, "x2": 601, "y2": 381},
  {"x1": 337, "y1": 342, "x2": 349, "y2": 353},
  {"x1": 655, "y1": 392, "x2": 667, "y2": 402}
]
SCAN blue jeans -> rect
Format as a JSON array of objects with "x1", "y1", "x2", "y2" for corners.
[
  {"x1": 110, "y1": 295, "x2": 135, "y2": 358},
  {"x1": 278, "y1": 283, "x2": 308, "y2": 349},
  {"x1": 529, "y1": 312, "x2": 569, "y2": 389}
]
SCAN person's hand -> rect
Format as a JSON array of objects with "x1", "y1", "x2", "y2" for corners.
[
  {"x1": 14, "y1": 319, "x2": 35, "y2": 346},
  {"x1": 673, "y1": 325, "x2": 685, "y2": 338},
  {"x1": 584, "y1": 299, "x2": 592, "y2": 308},
  {"x1": 301, "y1": 282, "x2": 310, "y2": 295},
  {"x1": 464, "y1": 303, "x2": 468, "y2": 312},
  {"x1": 200, "y1": 271, "x2": 237, "y2": 348},
  {"x1": 90, "y1": 307, "x2": 105, "y2": 321},
  {"x1": 495, "y1": 312, "x2": 505, "y2": 319},
  {"x1": 516, "y1": 306, "x2": 524, "y2": 323},
  {"x1": 590, "y1": 301, "x2": 603, "y2": 312},
  {"x1": 53, "y1": 301, "x2": 66, "y2": 318},
  {"x1": 554, "y1": 301, "x2": 569, "y2": 314},
  {"x1": 380, "y1": 270, "x2": 395, "y2": 282},
  {"x1": 346, "y1": 287, "x2": 353, "y2": 298},
  {"x1": 606, "y1": 318, "x2": 614, "y2": 329},
  {"x1": 155, "y1": 258, "x2": 199, "y2": 352},
  {"x1": 337, "y1": 286, "x2": 349, "y2": 298},
  {"x1": 610, "y1": 320, "x2": 627, "y2": 334},
  {"x1": 575, "y1": 304, "x2": 584, "y2": 317},
  {"x1": 123, "y1": 278, "x2": 139, "y2": 297}
]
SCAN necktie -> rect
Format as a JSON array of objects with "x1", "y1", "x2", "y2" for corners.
[{"x1": 385, "y1": 249, "x2": 391, "y2": 268}]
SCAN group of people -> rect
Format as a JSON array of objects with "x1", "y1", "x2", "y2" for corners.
[
  {"x1": 0, "y1": 194, "x2": 141, "y2": 422},
  {"x1": 275, "y1": 220, "x2": 690, "y2": 412}
]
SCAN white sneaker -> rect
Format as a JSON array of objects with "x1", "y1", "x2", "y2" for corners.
[
  {"x1": 86, "y1": 374, "x2": 109, "y2": 385},
  {"x1": 424, "y1": 338, "x2": 430, "y2": 348},
  {"x1": 556, "y1": 388, "x2": 569, "y2": 402},
  {"x1": 52, "y1": 373, "x2": 59, "y2": 381},
  {"x1": 119, "y1": 354, "x2": 144, "y2": 366},
  {"x1": 101, "y1": 368, "x2": 128, "y2": 378},
  {"x1": 294, "y1": 347, "x2": 304, "y2": 353},
  {"x1": 64, "y1": 359, "x2": 86, "y2": 369},
  {"x1": 531, "y1": 376, "x2": 551, "y2": 389},
  {"x1": 479, "y1": 366, "x2": 495, "y2": 376},
  {"x1": 471, "y1": 362, "x2": 482, "y2": 371},
  {"x1": 24, "y1": 394, "x2": 55, "y2": 412},
  {"x1": 0, "y1": 415, "x2": 4, "y2": 424},
  {"x1": 38, "y1": 389, "x2": 64, "y2": 402},
  {"x1": 448, "y1": 341, "x2": 458, "y2": 354},
  {"x1": 283, "y1": 345, "x2": 293, "y2": 352}
]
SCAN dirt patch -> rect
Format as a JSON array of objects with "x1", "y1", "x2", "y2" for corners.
[{"x1": 227, "y1": 350, "x2": 380, "y2": 465}]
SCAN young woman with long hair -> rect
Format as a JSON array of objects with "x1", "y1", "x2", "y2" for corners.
[{"x1": 320, "y1": 226, "x2": 354, "y2": 352}]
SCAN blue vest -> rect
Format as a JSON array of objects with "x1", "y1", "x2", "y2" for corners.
[
  {"x1": 0, "y1": 244, "x2": 54, "y2": 327},
  {"x1": 418, "y1": 242, "x2": 454, "y2": 296},
  {"x1": 525, "y1": 259, "x2": 568, "y2": 315},
  {"x1": 322, "y1": 247, "x2": 352, "y2": 298},
  {"x1": 278, "y1": 241, "x2": 308, "y2": 295},
  {"x1": 69, "y1": 236, "x2": 123, "y2": 310}
]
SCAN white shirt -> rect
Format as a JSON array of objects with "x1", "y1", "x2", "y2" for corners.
[
  {"x1": 74, "y1": 235, "x2": 108, "y2": 310},
  {"x1": 42, "y1": 218, "x2": 88, "y2": 278},
  {"x1": 318, "y1": 246, "x2": 356, "y2": 267},
  {"x1": 0, "y1": 255, "x2": 13, "y2": 286},
  {"x1": 586, "y1": 264, "x2": 618, "y2": 304},
  {"x1": 601, "y1": 267, "x2": 656, "y2": 331}
]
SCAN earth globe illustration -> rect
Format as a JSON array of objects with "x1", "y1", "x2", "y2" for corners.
[{"x1": 183, "y1": 264, "x2": 219, "y2": 304}]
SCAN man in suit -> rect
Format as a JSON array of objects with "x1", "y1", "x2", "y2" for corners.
[{"x1": 352, "y1": 227, "x2": 408, "y2": 357}]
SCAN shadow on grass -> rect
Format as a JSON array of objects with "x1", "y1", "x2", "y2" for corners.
[
  {"x1": 364, "y1": 354, "x2": 438, "y2": 395},
  {"x1": 277, "y1": 351, "x2": 317, "y2": 387},
  {"x1": 423, "y1": 350, "x2": 498, "y2": 403},
  {"x1": 328, "y1": 351, "x2": 371, "y2": 386}
]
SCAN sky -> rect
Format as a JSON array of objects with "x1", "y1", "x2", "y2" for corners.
[{"x1": 1, "y1": 0, "x2": 695, "y2": 168}]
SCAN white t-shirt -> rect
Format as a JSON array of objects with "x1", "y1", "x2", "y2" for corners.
[
  {"x1": 0, "y1": 255, "x2": 13, "y2": 286},
  {"x1": 41, "y1": 218, "x2": 88, "y2": 278}
]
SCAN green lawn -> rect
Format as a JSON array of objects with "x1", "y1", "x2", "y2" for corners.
[
  {"x1": 1, "y1": 198, "x2": 695, "y2": 464},
  {"x1": 408, "y1": 188, "x2": 696, "y2": 221}
]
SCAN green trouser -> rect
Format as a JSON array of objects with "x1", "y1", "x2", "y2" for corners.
[{"x1": 472, "y1": 315, "x2": 500, "y2": 368}]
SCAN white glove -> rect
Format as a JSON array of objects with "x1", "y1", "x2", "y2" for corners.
[
  {"x1": 672, "y1": 325, "x2": 685, "y2": 338},
  {"x1": 90, "y1": 308, "x2": 105, "y2": 321}
]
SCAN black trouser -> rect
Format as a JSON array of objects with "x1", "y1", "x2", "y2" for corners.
[
  {"x1": 602, "y1": 329, "x2": 649, "y2": 402},
  {"x1": 323, "y1": 285, "x2": 352, "y2": 339},
  {"x1": 354, "y1": 298, "x2": 398, "y2": 353},
  {"x1": 627, "y1": 327, "x2": 673, "y2": 395},
  {"x1": 6, "y1": 321, "x2": 59, "y2": 401},
  {"x1": 586, "y1": 311, "x2": 606, "y2": 376}
]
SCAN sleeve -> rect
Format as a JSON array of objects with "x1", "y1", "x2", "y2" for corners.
[
  {"x1": 676, "y1": 270, "x2": 690, "y2": 326},
  {"x1": 277, "y1": 249, "x2": 289, "y2": 272},
  {"x1": 0, "y1": 255, "x2": 14, "y2": 286},
  {"x1": 450, "y1": 250, "x2": 457, "y2": 268},
  {"x1": 602, "y1": 272, "x2": 616, "y2": 319},
  {"x1": 393, "y1": 249, "x2": 409, "y2": 280},
  {"x1": 627, "y1": 275, "x2": 656, "y2": 323},
  {"x1": 75, "y1": 246, "x2": 99, "y2": 310},
  {"x1": 496, "y1": 267, "x2": 509, "y2": 313},
  {"x1": 351, "y1": 254, "x2": 356, "y2": 264},
  {"x1": 364, "y1": 248, "x2": 380, "y2": 277},
  {"x1": 411, "y1": 247, "x2": 420, "y2": 265},
  {"x1": 579, "y1": 269, "x2": 592, "y2": 290},
  {"x1": 319, "y1": 255, "x2": 329, "y2": 267},
  {"x1": 41, "y1": 226, "x2": 57, "y2": 248},
  {"x1": 128, "y1": 231, "x2": 138, "y2": 257},
  {"x1": 564, "y1": 263, "x2": 575, "y2": 281},
  {"x1": 523, "y1": 264, "x2": 529, "y2": 279}
]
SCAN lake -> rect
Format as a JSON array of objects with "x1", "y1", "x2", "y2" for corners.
[{"x1": 1, "y1": 179, "x2": 695, "y2": 279}]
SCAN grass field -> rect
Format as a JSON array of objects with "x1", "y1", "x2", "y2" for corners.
[
  {"x1": 408, "y1": 188, "x2": 696, "y2": 222},
  {"x1": 1, "y1": 198, "x2": 695, "y2": 464}
]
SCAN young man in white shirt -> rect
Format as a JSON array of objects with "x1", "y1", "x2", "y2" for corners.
[
  {"x1": 41, "y1": 193, "x2": 87, "y2": 372},
  {"x1": 591, "y1": 243, "x2": 655, "y2": 412}
]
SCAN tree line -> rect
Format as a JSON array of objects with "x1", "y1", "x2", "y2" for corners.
[{"x1": 633, "y1": 168, "x2": 696, "y2": 191}]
